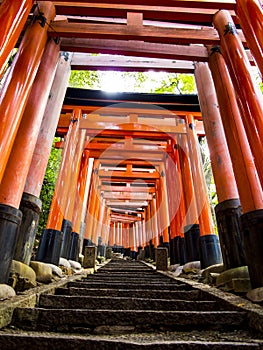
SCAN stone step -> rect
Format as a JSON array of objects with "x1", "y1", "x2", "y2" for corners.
[
  {"x1": 68, "y1": 281, "x2": 192, "y2": 290},
  {"x1": 86, "y1": 275, "x2": 173, "y2": 283},
  {"x1": 12, "y1": 308, "x2": 246, "y2": 333},
  {"x1": 39, "y1": 294, "x2": 220, "y2": 311},
  {"x1": 0, "y1": 332, "x2": 262, "y2": 350},
  {"x1": 56, "y1": 287, "x2": 203, "y2": 300},
  {"x1": 82, "y1": 277, "x2": 179, "y2": 284}
]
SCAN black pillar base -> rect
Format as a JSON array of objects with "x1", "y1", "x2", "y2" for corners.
[
  {"x1": 179, "y1": 237, "x2": 186, "y2": 265},
  {"x1": 199, "y1": 234, "x2": 222, "y2": 269},
  {"x1": 162, "y1": 242, "x2": 170, "y2": 257},
  {"x1": 0, "y1": 204, "x2": 22, "y2": 283},
  {"x1": 184, "y1": 224, "x2": 200, "y2": 262},
  {"x1": 14, "y1": 192, "x2": 42, "y2": 265},
  {"x1": 97, "y1": 244, "x2": 106, "y2": 257},
  {"x1": 215, "y1": 199, "x2": 246, "y2": 269},
  {"x1": 169, "y1": 237, "x2": 176, "y2": 265},
  {"x1": 60, "y1": 219, "x2": 72, "y2": 259},
  {"x1": 149, "y1": 240, "x2": 155, "y2": 261},
  {"x1": 69, "y1": 232, "x2": 79, "y2": 261},
  {"x1": 82, "y1": 239, "x2": 93, "y2": 254},
  {"x1": 36, "y1": 229, "x2": 62, "y2": 265},
  {"x1": 241, "y1": 209, "x2": 263, "y2": 289},
  {"x1": 130, "y1": 250, "x2": 138, "y2": 260},
  {"x1": 174, "y1": 236, "x2": 181, "y2": 264},
  {"x1": 144, "y1": 245, "x2": 150, "y2": 259},
  {"x1": 124, "y1": 248, "x2": 131, "y2": 257}
]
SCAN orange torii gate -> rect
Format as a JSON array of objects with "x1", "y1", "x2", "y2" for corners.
[{"x1": 0, "y1": 0, "x2": 262, "y2": 294}]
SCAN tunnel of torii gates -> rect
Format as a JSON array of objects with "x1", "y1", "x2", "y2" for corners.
[{"x1": 0, "y1": 0, "x2": 263, "y2": 291}]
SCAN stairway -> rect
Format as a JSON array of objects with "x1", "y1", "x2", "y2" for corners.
[{"x1": 0, "y1": 258, "x2": 263, "y2": 349}]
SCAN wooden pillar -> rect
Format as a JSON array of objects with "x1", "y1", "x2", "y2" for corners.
[
  {"x1": 37, "y1": 109, "x2": 82, "y2": 264},
  {"x1": 213, "y1": 10, "x2": 263, "y2": 188},
  {"x1": 209, "y1": 48, "x2": 263, "y2": 288},
  {"x1": 70, "y1": 151, "x2": 90, "y2": 260},
  {"x1": 166, "y1": 142, "x2": 187, "y2": 265},
  {"x1": 24, "y1": 51, "x2": 71, "y2": 260},
  {"x1": 177, "y1": 133, "x2": 200, "y2": 263},
  {"x1": 0, "y1": 2, "x2": 55, "y2": 183},
  {"x1": 195, "y1": 61, "x2": 246, "y2": 269},
  {"x1": 109, "y1": 222, "x2": 114, "y2": 247},
  {"x1": 0, "y1": 0, "x2": 33, "y2": 78},
  {"x1": 151, "y1": 197, "x2": 159, "y2": 250},
  {"x1": 78, "y1": 157, "x2": 94, "y2": 253},
  {"x1": 63, "y1": 126, "x2": 86, "y2": 261},
  {"x1": 158, "y1": 163, "x2": 170, "y2": 248},
  {"x1": 186, "y1": 115, "x2": 222, "y2": 268},
  {"x1": 236, "y1": 0, "x2": 263, "y2": 78},
  {"x1": 24, "y1": 52, "x2": 72, "y2": 198},
  {"x1": 0, "y1": 38, "x2": 60, "y2": 266},
  {"x1": 91, "y1": 191, "x2": 101, "y2": 247},
  {"x1": 0, "y1": 2, "x2": 56, "y2": 283},
  {"x1": 46, "y1": 108, "x2": 82, "y2": 231},
  {"x1": 84, "y1": 161, "x2": 100, "y2": 246}
]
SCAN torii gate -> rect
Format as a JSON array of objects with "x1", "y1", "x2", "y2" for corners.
[{"x1": 0, "y1": 0, "x2": 263, "y2": 294}]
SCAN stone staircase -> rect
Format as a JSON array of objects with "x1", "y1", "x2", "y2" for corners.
[{"x1": 0, "y1": 258, "x2": 263, "y2": 349}]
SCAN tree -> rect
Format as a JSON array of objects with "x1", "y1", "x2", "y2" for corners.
[{"x1": 69, "y1": 70, "x2": 101, "y2": 89}]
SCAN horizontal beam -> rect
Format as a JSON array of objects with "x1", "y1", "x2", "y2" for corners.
[
  {"x1": 98, "y1": 169, "x2": 160, "y2": 179},
  {"x1": 103, "y1": 192, "x2": 152, "y2": 200},
  {"x1": 62, "y1": 38, "x2": 209, "y2": 61},
  {"x1": 71, "y1": 53, "x2": 195, "y2": 73},
  {"x1": 49, "y1": 21, "x2": 245, "y2": 45},
  {"x1": 52, "y1": 2, "x2": 237, "y2": 24},
  {"x1": 86, "y1": 142, "x2": 171, "y2": 154},
  {"x1": 106, "y1": 200, "x2": 148, "y2": 207},
  {"x1": 80, "y1": 119, "x2": 186, "y2": 134},
  {"x1": 101, "y1": 185, "x2": 156, "y2": 193},
  {"x1": 87, "y1": 150, "x2": 165, "y2": 161},
  {"x1": 41, "y1": 0, "x2": 236, "y2": 11}
]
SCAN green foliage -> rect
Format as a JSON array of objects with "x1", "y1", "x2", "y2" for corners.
[
  {"x1": 37, "y1": 139, "x2": 62, "y2": 240},
  {"x1": 69, "y1": 70, "x2": 101, "y2": 89},
  {"x1": 154, "y1": 73, "x2": 196, "y2": 94}
]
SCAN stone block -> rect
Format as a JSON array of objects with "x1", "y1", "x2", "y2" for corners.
[
  {"x1": 232, "y1": 278, "x2": 251, "y2": 293},
  {"x1": 83, "y1": 246, "x2": 97, "y2": 269},
  {"x1": 247, "y1": 287, "x2": 263, "y2": 302},
  {"x1": 0, "y1": 284, "x2": 16, "y2": 300},
  {"x1": 9, "y1": 260, "x2": 37, "y2": 291},
  {"x1": 216, "y1": 266, "x2": 250, "y2": 291},
  {"x1": 156, "y1": 247, "x2": 168, "y2": 271},
  {"x1": 30, "y1": 261, "x2": 53, "y2": 283}
]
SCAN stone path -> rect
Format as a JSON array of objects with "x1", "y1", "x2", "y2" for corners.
[{"x1": 0, "y1": 258, "x2": 263, "y2": 349}]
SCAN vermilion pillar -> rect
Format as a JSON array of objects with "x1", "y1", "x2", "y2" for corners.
[
  {"x1": 213, "y1": 10, "x2": 263, "y2": 188},
  {"x1": 24, "y1": 52, "x2": 72, "y2": 198},
  {"x1": 63, "y1": 126, "x2": 86, "y2": 261},
  {"x1": 79, "y1": 157, "x2": 94, "y2": 252},
  {"x1": 178, "y1": 133, "x2": 200, "y2": 263},
  {"x1": 37, "y1": 109, "x2": 82, "y2": 265},
  {"x1": 0, "y1": 2, "x2": 55, "y2": 183},
  {"x1": 195, "y1": 61, "x2": 246, "y2": 269},
  {"x1": 72, "y1": 150, "x2": 90, "y2": 254},
  {"x1": 158, "y1": 163, "x2": 170, "y2": 249},
  {"x1": 0, "y1": 38, "x2": 60, "y2": 266},
  {"x1": 236, "y1": 0, "x2": 263, "y2": 79},
  {"x1": 84, "y1": 161, "x2": 100, "y2": 246},
  {"x1": 0, "y1": 2, "x2": 55, "y2": 284},
  {"x1": 186, "y1": 115, "x2": 222, "y2": 268},
  {"x1": 0, "y1": 0, "x2": 33, "y2": 78},
  {"x1": 166, "y1": 143, "x2": 187, "y2": 265},
  {"x1": 209, "y1": 48, "x2": 263, "y2": 288}
]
